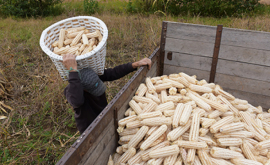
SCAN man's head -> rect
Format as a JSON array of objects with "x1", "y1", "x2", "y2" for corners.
[{"x1": 80, "y1": 68, "x2": 106, "y2": 96}]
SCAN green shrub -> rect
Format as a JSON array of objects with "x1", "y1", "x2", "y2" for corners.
[
  {"x1": 129, "y1": 0, "x2": 261, "y2": 17},
  {"x1": 0, "y1": 0, "x2": 63, "y2": 17},
  {"x1": 84, "y1": 0, "x2": 99, "y2": 14}
]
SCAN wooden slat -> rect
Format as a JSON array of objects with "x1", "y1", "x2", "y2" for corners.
[
  {"x1": 163, "y1": 64, "x2": 210, "y2": 81},
  {"x1": 222, "y1": 28, "x2": 270, "y2": 51},
  {"x1": 165, "y1": 38, "x2": 270, "y2": 66},
  {"x1": 215, "y1": 74, "x2": 270, "y2": 97},
  {"x1": 166, "y1": 22, "x2": 216, "y2": 43},
  {"x1": 79, "y1": 119, "x2": 115, "y2": 165},
  {"x1": 224, "y1": 88, "x2": 270, "y2": 109}
]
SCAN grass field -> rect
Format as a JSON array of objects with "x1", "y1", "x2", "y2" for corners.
[{"x1": 1, "y1": 1, "x2": 270, "y2": 164}]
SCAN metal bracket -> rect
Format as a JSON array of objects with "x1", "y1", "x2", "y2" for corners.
[{"x1": 209, "y1": 25, "x2": 223, "y2": 83}]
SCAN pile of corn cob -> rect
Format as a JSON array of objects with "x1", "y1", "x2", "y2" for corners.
[
  {"x1": 51, "y1": 27, "x2": 103, "y2": 56},
  {"x1": 107, "y1": 72, "x2": 270, "y2": 165}
]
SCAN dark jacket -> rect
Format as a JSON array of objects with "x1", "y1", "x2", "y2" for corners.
[{"x1": 64, "y1": 63, "x2": 136, "y2": 134}]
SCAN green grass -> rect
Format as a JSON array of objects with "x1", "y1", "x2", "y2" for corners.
[{"x1": 1, "y1": 1, "x2": 270, "y2": 164}]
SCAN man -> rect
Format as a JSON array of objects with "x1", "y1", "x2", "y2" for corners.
[{"x1": 63, "y1": 54, "x2": 151, "y2": 134}]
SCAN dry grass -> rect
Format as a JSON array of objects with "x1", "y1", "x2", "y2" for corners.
[
  {"x1": 260, "y1": 0, "x2": 270, "y2": 5},
  {"x1": 1, "y1": 2, "x2": 270, "y2": 164}
]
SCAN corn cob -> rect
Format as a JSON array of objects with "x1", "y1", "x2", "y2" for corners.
[
  {"x1": 119, "y1": 135, "x2": 134, "y2": 143},
  {"x1": 202, "y1": 83, "x2": 215, "y2": 89},
  {"x1": 217, "y1": 138, "x2": 242, "y2": 147},
  {"x1": 241, "y1": 140, "x2": 257, "y2": 161},
  {"x1": 180, "y1": 72, "x2": 197, "y2": 84},
  {"x1": 146, "y1": 126, "x2": 158, "y2": 137},
  {"x1": 243, "y1": 123, "x2": 265, "y2": 142},
  {"x1": 163, "y1": 110, "x2": 175, "y2": 117},
  {"x1": 201, "y1": 118, "x2": 216, "y2": 128},
  {"x1": 231, "y1": 158, "x2": 263, "y2": 165},
  {"x1": 85, "y1": 31, "x2": 99, "y2": 38},
  {"x1": 107, "y1": 155, "x2": 114, "y2": 165},
  {"x1": 198, "y1": 136, "x2": 217, "y2": 146},
  {"x1": 126, "y1": 120, "x2": 143, "y2": 129},
  {"x1": 116, "y1": 146, "x2": 123, "y2": 155},
  {"x1": 214, "y1": 131, "x2": 254, "y2": 139},
  {"x1": 187, "y1": 93, "x2": 211, "y2": 111},
  {"x1": 218, "y1": 95, "x2": 239, "y2": 115},
  {"x1": 70, "y1": 30, "x2": 84, "y2": 46},
  {"x1": 141, "y1": 117, "x2": 172, "y2": 127},
  {"x1": 221, "y1": 111, "x2": 234, "y2": 117},
  {"x1": 127, "y1": 150, "x2": 143, "y2": 165},
  {"x1": 154, "y1": 83, "x2": 172, "y2": 93},
  {"x1": 229, "y1": 146, "x2": 242, "y2": 153},
  {"x1": 210, "y1": 116, "x2": 234, "y2": 133},
  {"x1": 141, "y1": 102, "x2": 157, "y2": 113},
  {"x1": 145, "y1": 92, "x2": 160, "y2": 104},
  {"x1": 234, "y1": 104, "x2": 249, "y2": 111},
  {"x1": 128, "y1": 126, "x2": 149, "y2": 148},
  {"x1": 164, "y1": 153, "x2": 178, "y2": 165},
  {"x1": 146, "y1": 77, "x2": 156, "y2": 94},
  {"x1": 255, "y1": 139, "x2": 270, "y2": 150},
  {"x1": 138, "y1": 111, "x2": 162, "y2": 120},
  {"x1": 220, "y1": 122, "x2": 245, "y2": 133},
  {"x1": 198, "y1": 95, "x2": 229, "y2": 112},
  {"x1": 172, "y1": 103, "x2": 184, "y2": 128},
  {"x1": 58, "y1": 29, "x2": 66, "y2": 48},
  {"x1": 155, "y1": 101, "x2": 174, "y2": 112},
  {"x1": 113, "y1": 153, "x2": 121, "y2": 164},
  {"x1": 255, "y1": 155, "x2": 268, "y2": 164},
  {"x1": 189, "y1": 84, "x2": 213, "y2": 93},
  {"x1": 141, "y1": 141, "x2": 169, "y2": 161},
  {"x1": 189, "y1": 112, "x2": 201, "y2": 141},
  {"x1": 66, "y1": 27, "x2": 85, "y2": 33},
  {"x1": 177, "y1": 141, "x2": 208, "y2": 149},
  {"x1": 210, "y1": 147, "x2": 244, "y2": 159},
  {"x1": 54, "y1": 46, "x2": 69, "y2": 54},
  {"x1": 197, "y1": 149, "x2": 213, "y2": 165},
  {"x1": 168, "y1": 87, "x2": 177, "y2": 95},
  {"x1": 117, "y1": 126, "x2": 124, "y2": 133},
  {"x1": 214, "y1": 85, "x2": 235, "y2": 100},
  {"x1": 150, "y1": 77, "x2": 161, "y2": 84},
  {"x1": 186, "y1": 149, "x2": 195, "y2": 165},
  {"x1": 133, "y1": 96, "x2": 153, "y2": 104},
  {"x1": 118, "y1": 115, "x2": 137, "y2": 127},
  {"x1": 81, "y1": 44, "x2": 93, "y2": 55},
  {"x1": 81, "y1": 34, "x2": 88, "y2": 45},
  {"x1": 179, "y1": 89, "x2": 187, "y2": 96},
  {"x1": 199, "y1": 128, "x2": 209, "y2": 136},
  {"x1": 167, "y1": 121, "x2": 191, "y2": 141},
  {"x1": 163, "y1": 78, "x2": 184, "y2": 89},
  {"x1": 149, "y1": 145, "x2": 180, "y2": 159},
  {"x1": 140, "y1": 125, "x2": 167, "y2": 150},
  {"x1": 129, "y1": 100, "x2": 143, "y2": 115},
  {"x1": 179, "y1": 104, "x2": 192, "y2": 126},
  {"x1": 117, "y1": 147, "x2": 136, "y2": 164}
]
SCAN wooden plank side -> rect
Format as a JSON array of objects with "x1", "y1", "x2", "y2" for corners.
[
  {"x1": 222, "y1": 28, "x2": 270, "y2": 51},
  {"x1": 224, "y1": 88, "x2": 270, "y2": 109},
  {"x1": 79, "y1": 119, "x2": 115, "y2": 165},
  {"x1": 165, "y1": 38, "x2": 270, "y2": 66},
  {"x1": 166, "y1": 22, "x2": 217, "y2": 43},
  {"x1": 215, "y1": 74, "x2": 270, "y2": 97},
  {"x1": 163, "y1": 64, "x2": 210, "y2": 81},
  {"x1": 164, "y1": 51, "x2": 212, "y2": 72},
  {"x1": 216, "y1": 60, "x2": 270, "y2": 82}
]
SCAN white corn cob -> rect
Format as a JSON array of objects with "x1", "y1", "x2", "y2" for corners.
[
  {"x1": 179, "y1": 104, "x2": 192, "y2": 126},
  {"x1": 107, "y1": 155, "x2": 113, "y2": 165},
  {"x1": 128, "y1": 150, "x2": 143, "y2": 165},
  {"x1": 129, "y1": 100, "x2": 143, "y2": 115},
  {"x1": 146, "y1": 126, "x2": 158, "y2": 137},
  {"x1": 218, "y1": 95, "x2": 240, "y2": 115},
  {"x1": 187, "y1": 93, "x2": 211, "y2": 111},
  {"x1": 146, "y1": 77, "x2": 156, "y2": 94},
  {"x1": 221, "y1": 111, "x2": 234, "y2": 117},
  {"x1": 85, "y1": 31, "x2": 99, "y2": 38},
  {"x1": 202, "y1": 83, "x2": 215, "y2": 89},
  {"x1": 52, "y1": 40, "x2": 59, "y2": 47},
  {"x1": 167, "y1": 121, "x2": 191, "y2": 141},
  {"x1": 163, "y1": 78, "x2": 184, "y2": 89},
  {"x1": 201, "y1": 118, "x2": 216, "y2": 128},
  {"x1": 138, "y1": 111, "x2": 162, "y2": 120},
  {"x1": 145, "y1": 92, "x2": 160, "y2": 104},
  {"x1": 197, "y1": 79, "x2": 207, "y2": 85},
  {"x1": 172, "y1": 77, "x2": 190, "y2": 87},
  {"x1": 150, "y1": 77, "x2": 161, "y2": 84},
  {"x1": 126, "y1": 120, "x2": 143, "y2": 129},
  {"x1": 255, "y1": 139, "x2": 270, "y2": 150},
  {"x1": 172, "y1": 103, "x2": 185, "y2": 128},
  {"x1": 189, "y1": 112, "x2": 201, "y2": 141},
  {"x1": 117, "y1": 147, "x2": 136, "y2": 164},
  {"x1": 180, "y1": 89, "x2": 187, "y2": 95},
  {"x1": 187, "y1": 149, "x2": 195, "y2": 165},
  {"x1": 214, "y1": 85, "x2": 235, "y2": 100},
  {"x1": 113, "y1": 153, "x2": 121, "y2": 164},
  {"x1": 194, "y1": 156, "x2": 202, "y2": 165},
  {"x1": 70, "y1": 30, "x2": 84, "y2": 46},
  {"x1": 177, "y1": 141, "x2": 208, "y2": 149},
  {"x1": 163, "y1": 110, "x2": 175, "y2": 117},
  {"x1": 174, "y1": 155, "x2": 183, "y2": 165},
  {"x1": 133, "y1": 96, "x2": 153, "y2": 104},
  {"x1": 118, "y1": 115, "x2": 137, "y2": 127},
  {"x1": 198, "y1": 136, "x2": 217, "y2": 146},
  {"x1": 160, "y1": 90, "x2": 167, "y2": 103},
  {"x1": 180, "y1": 72, "x2": 197, "y2": 84},
  {"x1": 229, "y1": 146, "x2": 242, "y2": 153},
  {"x1": 154, "y1": 83, "x2": 172, "y2": 93},
  {"x1": 234, "y1": 104, "x2": 249, "y2": 111},
  {"x1": 119, "y1": 135, "x2": 134, "y2": 143},
  {"x1": 214, "y1": 131, "x2": 254, "y2": 139},
  {"x1": 217, "y1": 138, "x2": 243, "y2": 147},
  {"x1": 197, "y1": 149, "x2": 213, "y2": 165},
  {"x1": 254, "y1": 155, "x2": 268, "y2": 164},
  {"x1": 141, "y1": 141, "x2": 169, "y2": 161},
  {"x1": 141, "y1": 117, "x2": 171, "y2": 127},
  {"x1": 142, "y1": 102, "x2": 158, "y2": 113},
  {"x1": 231, "y1": 158, "x2": 263, "y2": 165},
  {"x1": 241, "y1": 140, "x2": 257, "y2": 161},
  {"x1": 169, "y1": 87, "x2": 177, "y2": 95},
  {"x1": 117, "y1": 126, "x2": 124, "y2": 133},
  {"x1": 166, "y1": 96, "x2": 182, "y2": 103},
  {"x1": 140, "y1": 125, "x2": 167, "y2": 150},
  {"x1": 199, "y1": 128, "x2": 209, "y2": 136},
  {"x1": 82, "y1": 34, "x2": 89, "y2": 45},
  {"x1": 189, "y1": 84, "x2": 212, "y2": 93},
  {"x1": 169, "y1": 74, "x2": 180, "y2": 78},
  {"x1": 149, "y1": 145, "x2": 180, "y2": 159},
  {"x1": 164, "y1": 153, "x2": 178, "y2": 165},
  {"x1": 220, "y1": 122, "x2": 245, "y2": 133},
  {"x1": 198, "y1": 95, "x2": 229, "y2": 112},
  {"x1": 58, "y1": 29, "x2": 66, "y2": 48},
  {"x1": 128, "y1": 126, "x2": 149, "y2": 148},
  {"x1": 210, "y1": 116, "x2": 234, "y2": 133},
  {"x1": 155, "y1": 101, "x2": 175, "y2": 112},
  {"x1": 210, "y1": 147, "x2": 244, "y2": 159}
]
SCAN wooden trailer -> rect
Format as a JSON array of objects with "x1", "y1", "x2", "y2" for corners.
[{"x1": 56, "y1": 21, "x2": 270, "y2": 165}]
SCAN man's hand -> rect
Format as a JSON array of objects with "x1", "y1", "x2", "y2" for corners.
[
  {"x1": 132, "y1": 58, "x2": 152, "y2": 70},
  {"x1": 62, "y1": 54, "x2": 78, "y2": 71}
]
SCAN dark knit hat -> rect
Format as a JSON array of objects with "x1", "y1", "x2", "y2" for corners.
[{"x1": 79, "y1": 68, "x2": 106, "y2": 96}]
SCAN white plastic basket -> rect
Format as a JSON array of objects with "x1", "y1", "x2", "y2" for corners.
[{"x1": 39, "y1": 16, "x2": 108, "y2": 81}]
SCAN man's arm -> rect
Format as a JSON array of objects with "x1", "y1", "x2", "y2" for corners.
[
  {"x1": 99, "y1": 58, "x2": 151, "y2": 82},
  {"x1": 63, "y1": 54, "x2": 84, "y2": 108}
]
